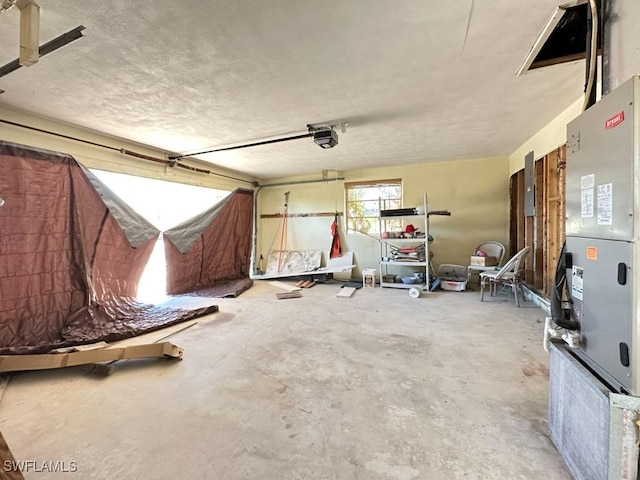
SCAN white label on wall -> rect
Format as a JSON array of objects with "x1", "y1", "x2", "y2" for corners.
[
  {"x1": 581, "y1": 173, "x2": 595, "y2": 189},
  {"x1": 581, "y1": 188, "x2": 594, "y2": 218},
  {"x1": 597, "y1": 183, "x2": 613, "y2": 225},
  {"x1": 571, "y1": 266, "x2": 583, "y2": 301}
]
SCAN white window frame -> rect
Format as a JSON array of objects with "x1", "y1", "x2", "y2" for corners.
[{"x1": 345, "y1": 179, "x2": 402, "y2": 235}]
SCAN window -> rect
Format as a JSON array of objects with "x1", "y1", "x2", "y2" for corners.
[{"x1": 345, "y1": 179, "x2": 402, "y2": 235}]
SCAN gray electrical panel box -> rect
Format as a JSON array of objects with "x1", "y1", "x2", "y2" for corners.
[
  {"x1": 565, "y1": 75, "x2": 640, "y2": 394},
  {"x1": 565, "y1": 236, "x2": 632, "y2": 390},
  {"x1": 566, "y1": 77, "x2": 638, "y2": 242}
]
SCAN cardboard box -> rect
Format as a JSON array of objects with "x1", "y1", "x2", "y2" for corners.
[{"x1": 470, "y1": 255, "x2": 498, "y2": 266}]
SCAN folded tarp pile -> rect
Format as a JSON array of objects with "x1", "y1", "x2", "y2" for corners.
[{"x1": 0, "y1": 142, "x2": 252, "y2": 354}]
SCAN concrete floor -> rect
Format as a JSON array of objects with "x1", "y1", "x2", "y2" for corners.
[{"x1": 0, "y1": 281, "x2": 571, "y2": 480}]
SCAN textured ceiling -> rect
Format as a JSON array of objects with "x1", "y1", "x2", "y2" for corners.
[{"x1": 0, "y1": 1, "x2": 585, "y2": 179}]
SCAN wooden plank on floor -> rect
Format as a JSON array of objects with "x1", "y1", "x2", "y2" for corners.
[
  {"x1": 276, "y1": 291, "x2": 302, "y2": 300},
  {"x1": 268, "y1": 281, "x2": 302, "y2": 292},
  {"x1": 0, "y1": 429, "x2": 25, "y2": 480},
  {"x1": 337, "y1": 287, "x2": 356, "y2": 298},
  {"x1": 0, "y1": 342, "x2": 183, "y2": 373},
  {"x1": 86, "y1": 323, "x2": 199, "y2": 377},
  {"x1": 51, "y1": 342, "x2": 109, "y2": 353},
  {"x1": 0, "y1": 375, "x2": 10, "y2": 405}
]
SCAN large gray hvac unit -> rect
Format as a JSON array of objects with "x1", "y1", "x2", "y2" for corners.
[{"x1": 565, "y1": 75, "x2": 640, "y2": 395}]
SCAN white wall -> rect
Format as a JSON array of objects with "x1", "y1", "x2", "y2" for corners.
[
  {"x1": 257, "y1": 156, "x2": 510, "y2": 278},
  {"x1": 509, "y1": 97, "x2": 583, "y2": 174}
]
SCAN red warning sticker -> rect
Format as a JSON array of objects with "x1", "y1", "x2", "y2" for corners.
[{"x1": 586, "y1": 247, "x2": 598, "y2": 260}]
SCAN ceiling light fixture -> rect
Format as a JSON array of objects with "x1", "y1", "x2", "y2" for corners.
[{"x1": 169, "y1": 122, "x2": 343, "y2": 161}]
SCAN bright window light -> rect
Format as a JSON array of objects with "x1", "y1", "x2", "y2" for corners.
[{"x1": 90, "y1": 169, "x2": 230, "y2": 303}]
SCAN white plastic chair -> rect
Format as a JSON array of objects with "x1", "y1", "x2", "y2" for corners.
[
  {"x1": 467, "y1": 241, "x2": 506, "y2": 285},
  {"x1": 479, "y1": 246, "x2": 530, "y2": 307}
]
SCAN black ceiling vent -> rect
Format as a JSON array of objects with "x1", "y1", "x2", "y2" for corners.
[{"x1": 517, "y1": 1, "x2": 601, "y2": 76}]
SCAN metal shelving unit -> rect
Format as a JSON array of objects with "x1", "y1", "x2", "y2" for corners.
[{"x1": 378, "y1": 193, "x2": 430, "y2": 292}]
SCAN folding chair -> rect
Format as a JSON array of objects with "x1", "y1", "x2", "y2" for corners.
[
  {"x1": 479, "y1": 246, "x2": 530, "y2": 307},
  {"x1": 467, "y1": 241, "x2": 506, "y2": 286}
]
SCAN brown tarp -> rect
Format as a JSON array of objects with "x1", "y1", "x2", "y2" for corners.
[
  {"x1": 0, "y1": 142, "x2": 217, "y2": 354},
  {"x1": 171, "y1": 277, "x2": 254, "y2": 298},
  {"x1": 164, "y1": 189, "x2": 254, "y2": 295}
]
